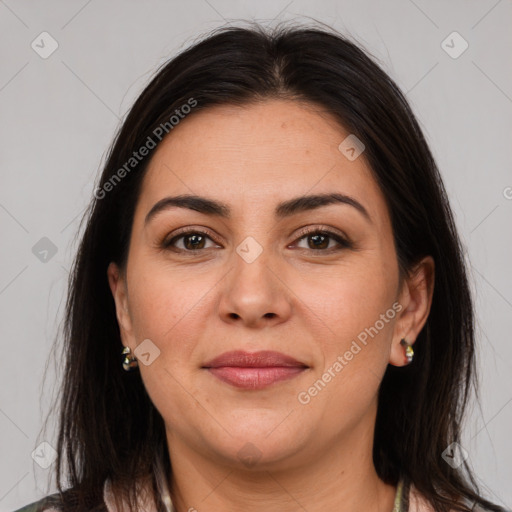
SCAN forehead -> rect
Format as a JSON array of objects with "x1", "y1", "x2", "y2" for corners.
[{"x1": 136, "y1": 99, "x2": 387, "y2": 224}]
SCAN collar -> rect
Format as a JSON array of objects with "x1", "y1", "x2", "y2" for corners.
[{"x1": 393, "y1": 476, "x2": 407, "y2": 511}]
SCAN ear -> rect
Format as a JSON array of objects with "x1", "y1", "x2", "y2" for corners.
[
  {"x1": 107, "y1": 262, "x2": 136, "y2": 350},
  {"x1": 389, "y1": 256, "x2": 435, "y2": 367}
]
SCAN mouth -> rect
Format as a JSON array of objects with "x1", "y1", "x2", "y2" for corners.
[{"x1": 202, "y1": 350, "x2": 309, "y2": 390}]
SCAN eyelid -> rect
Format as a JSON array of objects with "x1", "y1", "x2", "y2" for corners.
[
  {"x1": 291, "y1": 225, "x2": 352, "y2": 250},
  {"x1": 293, "y1": 225, "x2": 350, "y2": 242},
  {"x1": 161, "y1": 226, "x2": 220, "y2": 248}
]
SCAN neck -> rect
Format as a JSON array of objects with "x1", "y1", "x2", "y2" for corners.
[{"x1": 165, "y1": 405, "x2": 396, "y2": 512}]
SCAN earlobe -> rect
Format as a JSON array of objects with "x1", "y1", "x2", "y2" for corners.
[{"x1": 389, "y1": 256, "x2": 435, "y2": 367}]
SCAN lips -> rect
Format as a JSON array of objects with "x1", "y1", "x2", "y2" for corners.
[{"x1": 203, "y1": 350, "x2": 308, "y2": 390}]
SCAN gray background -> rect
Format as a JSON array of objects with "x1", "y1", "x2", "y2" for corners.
[{"x1": 1, "y1": 0, "x2": 511, "y2": 510}]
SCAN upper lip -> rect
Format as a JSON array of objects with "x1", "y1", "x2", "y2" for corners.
[{"x1": 202, "y1": 350, "x2": 308, "y2": 368}]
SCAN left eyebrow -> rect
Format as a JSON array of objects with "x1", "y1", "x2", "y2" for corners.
[{"x1": 144, "y1": 192, "x2": 372, "y2": 226}]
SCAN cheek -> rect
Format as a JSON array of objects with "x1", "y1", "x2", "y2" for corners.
[
  {"x1": 294, "y1": 257, "x2": 397, "y2": 409},
  {"x1": 295, "y1": 272, "x2": 395, "y2": 426},
  {"x1": 125, "y1": 265, "x2": 213, "y2": 425},
  {"x1": 301, "y1": 263, "x2": 396, "y2": 342},
  {"x1": 126, "y1": 260, "x2": 217, "y2": 360}
]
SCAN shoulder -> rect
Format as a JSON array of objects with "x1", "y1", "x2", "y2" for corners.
[
  {"x1": 11, "y1": 493, "x2": 62, "y2": 512},
  {"x1": 471, "y1": 504, "x2": 512, "y2": 512},
  {"x1": 408, "y1": 482, "x2": 511, "y2": 512},
  {"x1": 13, "y1": 477, "x2": 135, "y2": 512}
]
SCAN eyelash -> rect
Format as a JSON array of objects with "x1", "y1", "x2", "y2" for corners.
[{"x1": 161, "y1": 226, "x2": 353, "y2": 254}]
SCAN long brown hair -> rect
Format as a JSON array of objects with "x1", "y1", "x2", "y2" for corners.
[{"x1": 39, "y1": 21, "x2": 507, "y2": 511}]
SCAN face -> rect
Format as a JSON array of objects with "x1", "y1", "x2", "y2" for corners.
[{"x1": 108, "y1": 99, "x2": 434, "y2": 471}]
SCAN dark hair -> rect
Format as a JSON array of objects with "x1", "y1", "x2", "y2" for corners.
[{"x1": 38, "y1": 20, "x2": 506, "y2": 512}]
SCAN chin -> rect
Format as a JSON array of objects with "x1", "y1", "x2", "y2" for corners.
[{"x1": 204, "y1": 414, "x2": 313, "y2": 469}]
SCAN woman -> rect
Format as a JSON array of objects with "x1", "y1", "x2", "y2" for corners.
[{"x1": 15, "y1": 21, "x2": 510, "y2": 512}]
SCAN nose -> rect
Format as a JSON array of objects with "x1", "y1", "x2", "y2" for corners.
[{"x1": 218, "y1": 247, "x2": 293, "y2": 329}]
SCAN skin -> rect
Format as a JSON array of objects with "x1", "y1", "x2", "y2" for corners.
[{"x1": 108, "y1": 99, "x2": 435, "y2": 512}]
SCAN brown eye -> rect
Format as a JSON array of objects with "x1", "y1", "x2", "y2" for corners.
[
  {"x1": 162, "y1": 230, "x2": 219, "y2": 252},
  {"x1": 306, "y1": 233, "x2": 330, "y2": 250},
  {"x1": 294, "y1": 229, "x2": 352, "y2": 251}
]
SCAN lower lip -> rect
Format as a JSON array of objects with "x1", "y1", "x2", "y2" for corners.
[{"x1": 206, "y1": 366, "x2": 306, "y2": 389}]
